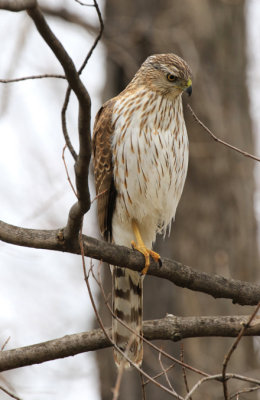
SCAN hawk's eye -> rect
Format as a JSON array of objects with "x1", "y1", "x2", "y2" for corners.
[{"x1": 167, "y1": 74, "x2": 177, "y2": 82}]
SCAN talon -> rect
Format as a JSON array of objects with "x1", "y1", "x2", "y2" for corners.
[
  {"x1": 131, "y1": 220, "x2": 161, "y2": 275},
  {"x1": 149, "y1": 249, "x2": 161, "y2": 264},
  {"x1": 131, "y1": 240, "x2": 150, "y2": 275},
  {"x1": 141, "y1": 254, "x2": 150, "y2": 275}
]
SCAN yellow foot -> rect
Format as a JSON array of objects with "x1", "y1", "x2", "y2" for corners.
[{"x1": 131, "y1": 240, "x2": 161, "y2": 275}]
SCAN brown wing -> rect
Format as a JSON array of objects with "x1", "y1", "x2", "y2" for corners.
[{"x1": 92, "y1": 99, "x2": 117, "y2": 241}]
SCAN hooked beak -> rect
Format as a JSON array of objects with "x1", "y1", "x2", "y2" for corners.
[
  {"x1": 185, "y1": 85, "x2": 192, "y2": 96},
  {"x1": 185, "y1": 78, "x2": 192, "y2": 96}
]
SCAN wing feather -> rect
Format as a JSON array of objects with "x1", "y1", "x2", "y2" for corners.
[{"x1": 92, "y1": 99, "x2": 116, "y2": 240}]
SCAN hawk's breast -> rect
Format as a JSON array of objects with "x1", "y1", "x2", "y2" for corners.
[{"x1": 112, "y1": 89, "x2": 189, "y2": 238}]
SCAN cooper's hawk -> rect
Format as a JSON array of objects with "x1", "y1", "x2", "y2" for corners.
[{"x1": 93, "y1": 53, "x2": 192, "y2": 368}]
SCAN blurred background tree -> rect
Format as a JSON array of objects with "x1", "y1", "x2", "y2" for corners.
[{"x1": 96, "y1": 0, "x2": 260, "y2": 398}]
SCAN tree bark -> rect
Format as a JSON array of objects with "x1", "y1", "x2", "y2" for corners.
[
  {"x1": 96, "y1": 0, "x2": 259, "y2": 399},
  {"x1": 1, "y1": 315, "x2": 260, "y2": 373}
]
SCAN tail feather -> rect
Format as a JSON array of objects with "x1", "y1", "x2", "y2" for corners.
[{"x1": 112, "y1": 266, "x2": 143, "y2": 368}]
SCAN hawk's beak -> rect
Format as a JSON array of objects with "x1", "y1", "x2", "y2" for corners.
[
  {"x1": 185, "y1": 78, "x2": 192, "y2": 96},
  {"x1": 185, "y1": 85, "x2": 192, "y2": 96}
]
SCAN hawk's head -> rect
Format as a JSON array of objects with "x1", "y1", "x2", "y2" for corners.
[{"x1": 135, "y1": 53, "x2": 192, "y2": 98}]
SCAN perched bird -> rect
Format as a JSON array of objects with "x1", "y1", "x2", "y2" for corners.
[{"x1": 92, "y1": 53, "x2": 192, "y2": 368}]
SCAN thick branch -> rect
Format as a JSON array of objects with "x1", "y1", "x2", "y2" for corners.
[
  {"x1": 0, "y1": 2, "x2": 92, "y2": 240},
  {"x1": 0, "y1": 315, "x2": 259, "y2": 372},
  {"x1": 0, "y1": 220, "x2": 259, "y2": 305},
  {"x1": 0, "y1": 0, "x2": 35, "y2": 10},
  {"x1": 26, "y1": 5, "x2": 92, "y2": 240}
]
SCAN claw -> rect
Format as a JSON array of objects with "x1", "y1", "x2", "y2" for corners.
[
  {"x1": 141, "y1": 248, "x2": 161, "y2": 275},
  {"x1": 131, "y1": 220, "x2": 161, "y2": 275}
]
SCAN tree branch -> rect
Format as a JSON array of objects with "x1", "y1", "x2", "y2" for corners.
[
  {"x1": 25, "y1": 5, "x2": 92, "y2": 242},
  {"x1": 60, "y1": 0, "x2": 104, "y2": 162},
  {"x1": 0, "y1": 74, "x2": 65, "y2": 83},
  {"x1": 41, "y1": 5, "x2": 97, "y2": 35},
  {"x1": 41, "y1": 5, "x2": 138, "y2": 75},
  {"x1": 187, "y1": 104, "x2": 260, "y2": 162},
  {"x1": 0, "y1": 315, "x2": 259, "y2": 372},
  {"x1": 0, "y1": 0, "x2": 35, "y2": 11},
  {"x1": 60, "y1": 0, "x2": 104, "y2": 237},
  {"x1": 0, "y1": 386, "x2": 21, "y2": 400},
  {"x1": 0, "y1": 220, "x2": 259, "y2": 306},
  {"x1": 0, "y1": 1, "x2": 93, "y2": 242},
  {"x1": 222, "y1": 302, "x2": 260, "y2": 399}
]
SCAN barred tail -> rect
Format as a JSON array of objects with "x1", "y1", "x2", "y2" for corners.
[{"x1": 112, "y1": 266, "x2": 143, "y2": 368}]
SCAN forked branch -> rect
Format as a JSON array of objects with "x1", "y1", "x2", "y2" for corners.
[{"x1": 26, "y1": 5, "x2": 92, "y2": 240}]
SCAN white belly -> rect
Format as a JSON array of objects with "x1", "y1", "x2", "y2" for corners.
[{"x1": 111, "y1": 91, "x2": 189, "y2": 247}]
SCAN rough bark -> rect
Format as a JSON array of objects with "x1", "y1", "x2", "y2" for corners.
[
  {"x1": 1, "y1": 315, "x2": 260, "y2": 373},
  {"x1": 1, "y1": 220, "x2": 259, "y2": 306}
]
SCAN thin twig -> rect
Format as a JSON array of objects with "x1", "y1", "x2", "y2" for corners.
[
  {"x1": 184, "y1": 373, "x2": 260, "y2": 400},
  {"x1": 112, "y1": 359, "x2": 125, "y2": 400},
  {"x1": 91, "y1": 188, "x2": 109, "y2": 204},
  {"x1": 140, "y1": 373, "x2": 147, "y2": 400},
  {"x1": 62, "y1": 145, "x2": 78, "y2": 197},
  {"x1": 61, "y1": 89, "x2": 77, "y2": 161},
  {"x1": 222, "y1": 301, "x2": 260, "y2": 399},
  {"x1": 1, "y1": 336, "x2": 10, "y2": 351},
  {"x1": 227, "y1": 373, "x2": 260, "y2": 385},
  {"x1": 230, "y1": 385, "x2": 260, "y2": 399},
  {"x1": 0, "y1": 385, "x2": 22, "y2": 400},
  {"x1": 126, "y1": 362, "x2": 183, "y2": 399},
  {"x1": 184, "y1": 374, "x2": 221, "y2": 400},
  {"x1": 74, "y1": 0, "x2": 95, "y2": 6},
  {"x1": 78, "y1": 0, "x2": 103, "y2": 75},
  {"x1": 0, "y1": 74, "x2": 65, "y2": 83},
  {"x1": 187, "y1": 104, "x2": 260, "y2": 162},
  {"x1": 0, "y1": 14, "x2": 30, "y2": 114},
  {"x1": 79, "y1": 229, "x2": 112, "y2": 345},
  {"x1": 143, "y1": 363, "x2": 175, "y2": 386},
  {"x1": 180, "y1": 344, "x2": 192, "y2": 400},
  {"x1": 158, "y1": 351, "x2": 178, "y2": 395}
]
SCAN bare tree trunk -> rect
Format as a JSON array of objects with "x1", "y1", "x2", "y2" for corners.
[{"x1": 96, "y1": 1, "x2": 259, "y2": 398}]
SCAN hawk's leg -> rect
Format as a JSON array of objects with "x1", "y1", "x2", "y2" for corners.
[{"x1": 131, "y1": 219, "x2": 161, "y2": 275}]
